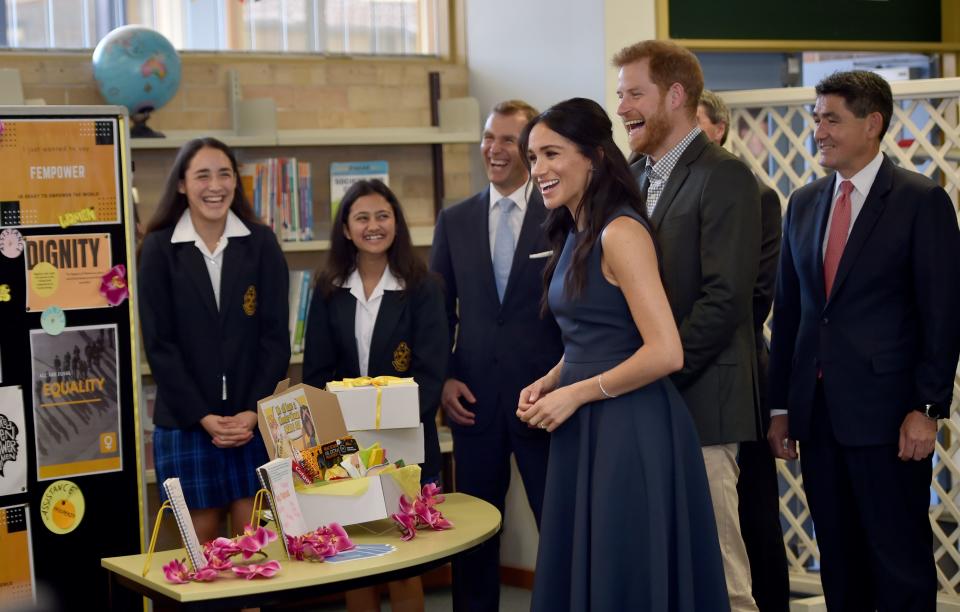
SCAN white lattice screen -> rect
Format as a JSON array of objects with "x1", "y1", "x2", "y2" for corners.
[{"x1": 720, "y1": 77, "x2": 960, "y2": 600}]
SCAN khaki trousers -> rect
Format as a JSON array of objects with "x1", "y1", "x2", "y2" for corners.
[{"x1": 702, "y1": 443, "x2": 760, "y2": 612}]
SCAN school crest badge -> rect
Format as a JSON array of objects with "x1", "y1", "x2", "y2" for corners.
[
  {"x1": 243, "y1": 285, "x2": 257, "y2": 316},
  {"x1": 392, "y1": 341, "x2": 411, "y2": 372}
]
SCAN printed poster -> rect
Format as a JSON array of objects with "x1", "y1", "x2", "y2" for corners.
[
  {"x1": 0, "y1": 386, "x2": 27, "y2": 496},
  {"x1": 30, "y1": 324, "x2": 122, "y2": 480},
  {"x1": 329, "y1": 160, "x2": 389, "y2": 220},
  {"x1": 0, "y1": 118, "x2": 121, "y2": 228},
  {"x1": 24, "y1": 233, "x2": 112, "y2": 311},
  {"x1": 0, "y1": 504, "x2": 36, "y2": 605},
  {"x1": 259, "y1": 388, "x2": 319, "y2": 459}
]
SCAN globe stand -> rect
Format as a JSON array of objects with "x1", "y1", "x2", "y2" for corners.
[{"x1": 130, "y1": 110, "x2": 164, "y2": 138}]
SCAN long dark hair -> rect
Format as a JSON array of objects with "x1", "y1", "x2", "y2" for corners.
[
  {"x1": 143, "y1": 137, "x2": 260, "y2": 237},
  {"x1": 520, "y1": 97, "x2": 647, "y2": 311},
  {"x1": 318, "y1": 179, "x2": 427, "y2": 298}
]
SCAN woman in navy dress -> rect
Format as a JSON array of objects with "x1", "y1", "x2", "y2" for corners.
[
  {"x1": 139, "y1": 138, "x2": 290, "y2": 543},
  {"x1": 517, "y1": 98, "x2": 729, "y2": 611},
  {"x1": 303, "y1": 179, "x2": 447, "y2": 612}
]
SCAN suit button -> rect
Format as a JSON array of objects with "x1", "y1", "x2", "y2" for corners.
[
  {"x1": 497, "y1": 317, "x2": 504, "y2": 325},
  {"x1": 822, "y1": 317, "x2": 829, "y2": 325}
]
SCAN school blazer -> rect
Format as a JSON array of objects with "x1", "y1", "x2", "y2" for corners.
[
  {"x1": 139, "y1": 220, "x2": 291, "y2": 430},
  {"x1": 302, "y1": 275, "x2": 449, "y2": 479}
]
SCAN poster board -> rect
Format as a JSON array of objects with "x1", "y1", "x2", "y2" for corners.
[{"x1": 0, "y1": 107, "x2": 142, "y2": 610}]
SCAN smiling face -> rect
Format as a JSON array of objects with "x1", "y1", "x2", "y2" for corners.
[
  {"x1": 343, "y1": 193, "x2": 396, "y2": 259},
  {"x1": 481, "y1": 111, "x2": 530, "y2": 194},
  {"x1": 813, "y1": 93, "x2": 882, "y2": 178},
  {"x1": 178, "y1": 147, "x2": 236, "y2": 229},
  {"x1": 527, "y1": 123, "x2": 594, "y2": 221},
  {"x1": 616, "y1": 59, "x2": 673, "y2": 160}
]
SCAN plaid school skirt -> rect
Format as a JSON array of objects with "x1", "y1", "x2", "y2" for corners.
[{"x1": 154, "y1": 423, "x2": 269, "y2": 510}]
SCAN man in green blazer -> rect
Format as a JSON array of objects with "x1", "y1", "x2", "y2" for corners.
[{"x1": 614, "y1": 40, "x2": 762, "y2": 612}]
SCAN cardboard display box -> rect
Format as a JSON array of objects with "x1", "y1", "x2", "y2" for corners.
[{"x1": 256, "y1": 380, "x2": 423, "y2": 531}]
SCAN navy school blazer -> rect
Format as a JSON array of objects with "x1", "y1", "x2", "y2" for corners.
[
  {"x1": 139, "y1": 220, "x2": 291, "y2": 430},
  {"x1": 302, "y1": 274, "x2": 449, "y2": 480}
]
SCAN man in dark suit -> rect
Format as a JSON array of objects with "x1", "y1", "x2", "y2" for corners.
[
  {"x1": 698, "y1": 89, "x2": 790, "y2": 612},
  {"x1": 613, "y1": 40, "x2": 762, "y2": 612},
  {"x1": 430, "y1": 100, "x2": 564, "y2": 612},
  {"x1": 767, "y1": 70, "x2": 960, "y2": 611}
]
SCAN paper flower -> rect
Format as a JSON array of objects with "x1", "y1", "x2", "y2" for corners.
[
  {"x1": 162, "y1": 559, "x2": 192, "y2": 584},
  {"x1": 285, "y1": 522, "x2": 354, "y2": 561},
  {"x1": 232, "y1": 560, "x2": 281, "y2": 580},
  {"x1": 163, "y1": 526, "x2": 280, "y2": 584},
  {"x1": 99, "y1": 264, "x2": 128, "y2": 306},
  {"x1": 391, "y1": 485, "x2": 453, "y2": 541}
]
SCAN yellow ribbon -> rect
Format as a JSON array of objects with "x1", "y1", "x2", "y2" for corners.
[{"x1": 328, "y1": 376, "x2": 414, "y2": 429}]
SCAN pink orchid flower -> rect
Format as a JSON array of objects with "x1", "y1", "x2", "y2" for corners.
[
  {"x1": 285, "y1": 535, "x2": 308, "y2": 561},
  {"x1": 237, "y1": 525, "x2": 277, "y2": 559},
  {"x1": 205, "y1": 536, "x2": 241, "y2": 562},
  {"x1": 420, "y1": 483, "x2": 446, "y2": 506},
  {"x1": 162, "y1": 559, "x2": 192, "y2": 584},
  {"x1": 192, "y1": 566, "x2": 221, "y2": 582},
  {"x1": 318, "y1": 523, "x2": 355, "y2": 552},
  {"x1": 99, "y1": 264, "x2": 128, "y2": 306},
  {"x1": 203, "y1": 554, "x2": 233, "y2": 571},
  {"x1": 232, "y1": 560, "x2": 281, "y2": 580}
]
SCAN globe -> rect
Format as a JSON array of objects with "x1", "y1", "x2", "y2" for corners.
[{"x1": 92, "y1": 25, "x2": 182, "y2": 138}]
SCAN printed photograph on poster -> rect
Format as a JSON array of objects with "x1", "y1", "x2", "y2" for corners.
[
  {"x1": 30, "y1": 324, "x2": 122, "y2": 480},
  {"x1": 0, "y1": 386, "x2": 28, "y2": 496},
  {"x1": 24, "y1": 233, "x2": 112, "y2": 311},
  {"x1": 0, "y1": 504, "x2": 36, "y2": 606},
  {"x1": 0, "y1": 118, "x2": 121, "y2": 228}
]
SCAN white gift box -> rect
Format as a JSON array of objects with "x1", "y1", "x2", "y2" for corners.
[
  {"x1": 351, "y1": 425, "x2": 425, "y2": 466},
  {"x1": 327, "y1": 378, "x2": 420, "y2": 431}
]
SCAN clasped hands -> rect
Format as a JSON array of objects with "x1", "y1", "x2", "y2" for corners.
[
  {"x1": 200, "y1": 410, "x2": 258, "y2": 448},
  {"x1": 517, "y1": 371, "x2": 578, "y2": 434}
]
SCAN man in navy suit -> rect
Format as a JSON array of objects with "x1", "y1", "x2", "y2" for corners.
[
  {"x1": 768, "y1": 70, "x2": 960, "y2": 611},
  {"x1": 430, "y1": 100, "x2": 564, "y2": 612}
]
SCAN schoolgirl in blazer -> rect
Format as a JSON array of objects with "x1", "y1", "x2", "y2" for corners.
[
  {"x1": 302, "y1": 179, "x2": 448, "y2": 482},
  {"x1": 138, "y1": 137, "x2": 289, "y2": 542}
]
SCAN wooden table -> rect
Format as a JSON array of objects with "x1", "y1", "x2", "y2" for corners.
[{"x1": 101, "y1": 493, "x2": 500, "y2": 610}]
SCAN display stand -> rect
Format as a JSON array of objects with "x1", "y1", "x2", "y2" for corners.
[{"x1": 0, "y1": 105, "x2": 143, "y2": 609}]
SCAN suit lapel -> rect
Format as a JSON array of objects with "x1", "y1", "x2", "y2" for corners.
[
  {"x1": 650, "y1": 133, "x2": 708, "y2": 228},
  {"x1": 219, "y1": 235, "x2": 249, "y2": 321},
  {"x1": 369, "y1": 291, "x2": 405, "y2": 374},
  {"x1": 331, "y1": 290, "x2": 361, "y2": 375},
  {"x1": 176, "y1": 244, "x2": 219, "y2": 319},
  {"x1": 826, "y1": 157, "x2": 893, "y2": 306},
  {"x1": 811, "y1": 179, "x2": 834, "y2": 306},
  {"x1": 469, "y1": 188, "x2": 500, "y2": 306},
  {"x1": 502, "y1": 188, "x2": 545, "y2": 305}
]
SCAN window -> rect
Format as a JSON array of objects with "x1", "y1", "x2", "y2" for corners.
[{"x1": 1, "y1": 0, "x2": 440, "y2": 56}]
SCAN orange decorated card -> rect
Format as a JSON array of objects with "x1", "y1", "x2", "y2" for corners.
[{"x1": 0, "y1": 118, "x2": 121, "y2": 228}]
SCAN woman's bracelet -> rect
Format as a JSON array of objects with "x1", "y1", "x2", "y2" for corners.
[{"x1": 598, "y1": 373, "x2": 617, "y2": 399}]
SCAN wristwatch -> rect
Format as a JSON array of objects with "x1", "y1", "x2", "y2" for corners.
[{"x1": 919, "y1": 403, "x2": 945, "y2": 420}]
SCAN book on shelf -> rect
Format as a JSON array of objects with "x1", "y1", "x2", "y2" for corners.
[
  {"x1": 240, "y1": 158, "x2": 314, "y2": 242},
  {"x1": 330, "y1": 161, "x2": 389, "y2": 221},
  {"x1": 288, "y1": 270, "x2": 314, "y2": 355}
]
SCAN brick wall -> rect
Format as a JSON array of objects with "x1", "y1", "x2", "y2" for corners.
[{"x1": 4, "y1": 51, "x2": 476, "y2": 230}]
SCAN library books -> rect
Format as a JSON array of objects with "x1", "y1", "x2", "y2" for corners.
[{"x1": 240, "y1": 158, "x2": 314, "y2": 242}]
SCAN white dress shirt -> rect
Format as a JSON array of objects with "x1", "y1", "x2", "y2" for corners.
[
  {"x1": 170, "y1": 208, "x2": 251, "y2": 310},
  {"x1": 338, "y1": 266, "x2": 403, "y2": 377},
  {"x1": 821, "y1": 150, "x2": 884, "y2": 258},
  {"x1": 488, "y1": 183, "x2": 530, "y2": 255}
]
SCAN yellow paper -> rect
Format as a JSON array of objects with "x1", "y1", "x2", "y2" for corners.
[{"x1": 298, "y1": 477, "x2": 372, "y2": 497}]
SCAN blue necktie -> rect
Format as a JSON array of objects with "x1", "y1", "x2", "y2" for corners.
[{"x1": 492, "y1": 198, "x2": 516, "y2": 302}]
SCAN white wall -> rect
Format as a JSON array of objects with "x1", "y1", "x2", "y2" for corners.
[{"x1": 462, "y1": 0, "x2": 656, "y2": 571}]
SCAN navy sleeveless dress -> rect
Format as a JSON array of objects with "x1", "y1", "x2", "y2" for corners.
[{"x1": 531, "y1": 208, "x2": 730, "y2": 612}]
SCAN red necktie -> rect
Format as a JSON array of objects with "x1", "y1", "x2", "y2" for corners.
[{"x1": 824, "y1": 180, "x2": 854, "y2": 297}]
